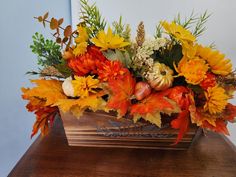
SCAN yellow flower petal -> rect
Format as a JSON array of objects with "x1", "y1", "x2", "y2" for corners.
[
  {"x1": 204, "y1": 86, "x2": 229, "y2": 114},
  {"x1": 91, "y1": 27, "x2": 130, "y2": 51},
  {"x1": 196, "y1": 45, "x2": 232, "y2": 76},
  {"x1": 176, "y1": 56, "x2": 208, "y2": 85},
  {"x1": 72, "y1": 75, "x2": 99, "y2": 98}
]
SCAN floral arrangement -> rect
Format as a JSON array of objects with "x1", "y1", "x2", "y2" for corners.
[{"x1": 22, "y1": 0, "x2": 236, "y2": 144}]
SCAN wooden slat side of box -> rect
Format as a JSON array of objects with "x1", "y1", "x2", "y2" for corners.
[{"x1": 60, "y1": 111, "x2": 200, "y2": 150}]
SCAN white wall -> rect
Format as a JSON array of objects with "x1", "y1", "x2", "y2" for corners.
[
  {"x1": 72, "y1": 0, "x2": 236, "y2": 142},
  {"x1": 0, "y1": 1, "x2": 71, "y2": 176}
]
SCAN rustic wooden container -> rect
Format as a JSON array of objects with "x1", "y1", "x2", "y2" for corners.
[{"x1": 60, "y1": 111, "x2": 201, "y2": 150}]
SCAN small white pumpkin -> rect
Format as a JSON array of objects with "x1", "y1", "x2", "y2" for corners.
[
  {"x1": 62, "y1": 77, "x2": 75, "y2": 97},
  {"x1": 146, "y1": 62, "x2": 174, "y2": 91}
]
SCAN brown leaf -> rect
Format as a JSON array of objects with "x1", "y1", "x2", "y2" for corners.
[
  {"x1": 62, "y1": 37, "x2": 68, "y2": 43},
  {"x1": 56, "y1": 37, "x2": 62, "y2": 43},
  {"x1": 43, "y1": 12, "x2": 49, "y2": 20},
  {"x1": 38, "y1": 16, "x2": 43, "y2": 22},
  {"x1": 64, "y1": 25, "x2": 72, "y2": 37},
  {"x1": 50, "y1": 18, "x2": 59, "y2": 30},
  {"x1": 58, "y1": 18, "x2": 64, "y2": 25}
]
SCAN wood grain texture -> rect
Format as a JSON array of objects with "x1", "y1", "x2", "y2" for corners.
[
  {"x1": 8, "y1": 118, "x2": 236, "y2": 177},
  {"x1": 60, "y1": 111, "x2": 200, "y2": 150}
]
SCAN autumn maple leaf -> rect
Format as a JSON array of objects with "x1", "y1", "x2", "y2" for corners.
[
  {"x1": 163, "y1": 86, "x2": 195, "y2": 144},
  {"x1": 23, "y1": 79, "x2": 67, "y2": 106},
  {"x1": 202, "y1": 119, "x2": 229, "y2": 135},
  {"x1": 22, "y1": 88, "x2": 59, "y2": 138},
  {"x1": 31, "y1": 106, "x2": 58, "y2": 138},
  {"x1": 130, "y1": 92, "x2": 180, "y2": 127},
  {"x1": 223, "y1": 103, "x2": 236, "y2": 122},
  {"x1": 21, "y1": 79, "x2": 65, "y2": 138},
  {"x1": 55, "y1": 92, "x2": 107, "y2": 118},
  {"x1": 171, "y1": 110, "x2": 190, "y2": 144},
  {"x1": 190, "y1": 103, "x2": 236, "y2": 136},
  {"x1": 107, "y1": 71, "x2": 136, "y2": 117}
]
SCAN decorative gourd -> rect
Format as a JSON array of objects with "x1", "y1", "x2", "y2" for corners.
[
  {"x1": 62, "y1": 77, "x2": 75, "y2": 97},
  {"x1": 134, "y1": 81, "x2": 152, "y2": 100},
  {"x1": 146, "y1": 62, "x2": 174, "y2": 91}
]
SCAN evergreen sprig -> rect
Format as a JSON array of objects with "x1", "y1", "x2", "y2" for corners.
[
  {"x1": 173, "y1": 11, "x2": 210, "y2": 38},
  {"x1": 154, "y1": 23, "x2": 163, "y2": 38},
  {"x1": 30, "y1": 33, "x2": 72, "y2": 77},
  {"x1": 80, "y1": 0, "x2": 107, "y2": 37},
  {"x1": 112, "y1": 16, "x2": 131, "y2": 41},
  {"x1": 174, "y1": 11, "x2": 197, "y2": 29},
  {"x1": 193, "y1": 11, "x2": 211, "y2": 37}
]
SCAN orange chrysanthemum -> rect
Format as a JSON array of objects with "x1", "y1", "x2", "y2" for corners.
[
  {"x1": 175, "y1": 56, "x2": 209, "y2": 85},
  {"x1": 97, "y1": 60, "x2": 128, "y2": 82},
  {"x1": 68, "y1": 46, "x2": 107, "y2": 76}
]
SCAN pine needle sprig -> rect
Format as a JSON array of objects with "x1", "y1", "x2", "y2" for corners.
[
  {"x1": 80, "y1": 0, "x2": 107, "y2": 37},
  {"x1": 112, "y1": 16, "x2": 131, "y2": 41},
  {"x1": 154, "y1": 23, "x2": 163, "y2": 38},
  {"x1": 174, "y1": 11, "x2": 197, "y2": 29},
  {"x1": 193, "y1": 11, "x2": 211, "y2": 37},
  {"x1": 208, "y1": 42, "x2": 216, "y2": 49}
]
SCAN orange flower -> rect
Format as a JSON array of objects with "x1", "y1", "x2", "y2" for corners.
[
  {"x1": 68, "y1": 46, "x2": 107, "y2": 76},
  {"x1": 175, "y1": 56, "x2": 208, "y2": 85},
  {"x1": 200, "y1": 72, "x2": 217, "y2": 90},
  {"x1": 97, "y1": 60, "x2": 128, "y2": 82}
]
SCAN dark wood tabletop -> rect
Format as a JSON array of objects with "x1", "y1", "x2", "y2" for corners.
[{"x1": 8, "y1": 118, "x2": 236, "y2": 177}]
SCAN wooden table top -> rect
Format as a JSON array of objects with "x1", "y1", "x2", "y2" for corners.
[{"x1": 8, "y1": 118, "x2": 236, "y2": 177}]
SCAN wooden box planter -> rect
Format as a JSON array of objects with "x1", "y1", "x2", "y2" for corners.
[{"x1": 60, "y1": 111, "x2": 202, "y2": 150}]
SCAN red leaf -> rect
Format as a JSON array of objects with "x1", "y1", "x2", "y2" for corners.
[
  {"x1": 223, "y1": 103, "x2": 236, "y2": 122},
  {"x1": 171, "y1": 110, "x2": 190, "y2": 145},
  {"x1": 130, "y1": 93, "x2": 179, "y2": 115},
  {"x1": 164, "y1": 86, "x2": 194, "y2": 110},
  {"x1": 31, "y1": 106, "x2": 58, "y2": 138},
  {"x1": 107, "y1": 71, "x2": 135, "y2": 117},
  {"x1": 202, "y1": 119, "x2": 229, "y2": 135}
]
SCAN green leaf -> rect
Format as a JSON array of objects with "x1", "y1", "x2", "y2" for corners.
[
  {"x1": 154, "y1": 44, "x2": 183, "y2": 71},
  {"x1": 103, "y1": 49, "x2": 132, "y2": 68}
]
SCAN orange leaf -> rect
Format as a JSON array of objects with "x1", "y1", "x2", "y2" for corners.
[
  {"x1": 50, "y1": 18, "x2": 59, "y2": 30},
  {"x1": 171, "y1": 110, "x2": 190, "y2": 145},
  {"x1": 202, "y1": 119, "x2": 229, "y2": 135},
  {"x1": 22, "y1": 79, "x2": 67, "y2": 106},
  {"x1": 58, "y1": 18, "x2": 64, "y2": 26},
  {"x1": 130, "y1": 92, "x2": 180, "y2": 127},
  {"x1": 131, "y1": 93, "x2": 180, "y2": 115},
  {"x1": 21, "y1": 80, "x2": 62, "y2": 138},
  {"x1": 64, "y1": 25, "x2": 72, "y2": 37},
  {"x1": 107, "y1": 72, "x2": 135, "y2": 117},
  {"x1": 163, "y1": 86, "x2": 194, "y2": 110}
]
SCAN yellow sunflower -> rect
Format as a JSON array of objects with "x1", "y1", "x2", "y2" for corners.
[
  {"x1": 196, "y1": 45, "x2": 232, "y2": 76},
  {"x1": 91, "y1": 27, "x2": 130, "y2": 50},
  {"x1": 204, "y1": 86, "x2": 229, "y2": 114},
  {"x1": 75, "y1": 25, "x2": 89, "y2": 43},
  {"x1": 73, "y1": 42, "x2": 88, "y2": 57},
  {"x1": 73, "y1": 26, "x2": 89, "y2": 56},
  {"x1": 161, "y1": 21, "x2": 196, "y2": 58},
  {"x1": 174, "y1": 56, "x2": 209, "y2": 85},
  {"x1": 72, "y1": 75, "x2": 99, "y2": 98}
]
